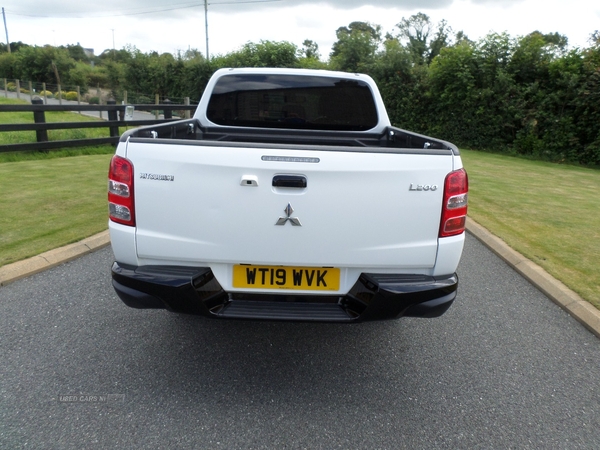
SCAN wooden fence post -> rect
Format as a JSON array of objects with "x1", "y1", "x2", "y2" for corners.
[
  {"x1": 107, "y1": 99, "x2": 119, "y2": 138},
  {"x1": 163, "y1": 99, "x2": 172, "y2": 120},
  {"x1": 155, "y1": 94, "x2": 160, "y2": 120},
  {"x1": 185, "y1": 97, "x2": 190, "y2": 119},
  {"x1": 3, "y1": 78, "x2": 6, "y2": 98},
  {"x1": 16, "y1": 79, "x2": 20, "y2": 99},
  {"x1": 42, "y1": 83, "x2": 47, "y2": 104},
  {"x1": 31, "y1": 97, "x2": 49, "y2": 143},
  {"x1": 58, "y1": 84, "x2": 62, "y2": 105},
  {"x1": 76, "y1": 86, "x2": 81, "y2": 115}
]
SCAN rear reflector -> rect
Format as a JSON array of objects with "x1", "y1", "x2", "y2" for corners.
[
  {"x1": 439, "y1": 168, "x2": 468, "y2": 237},
  {"x1": 108, "y1": 155, "x2": 135, "y2": 226}
]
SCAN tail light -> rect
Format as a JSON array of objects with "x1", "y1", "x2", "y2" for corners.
[
  {"x1": 439, "y1": 168, "x2": 468, "y2": 237},
  {"x1": 108, "y1": 155, "x2": 135, "y2": 226}
]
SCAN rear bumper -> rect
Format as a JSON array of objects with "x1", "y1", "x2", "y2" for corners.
[{"x1": 111, "y1": 263, "x2": 458, "y2": 322}]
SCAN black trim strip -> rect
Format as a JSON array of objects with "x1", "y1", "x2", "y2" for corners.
[
  {"x1": 127, "y1": 138, "x2": 455, "y2": 156},
  {"x1": 111, "y1": 262, "x2": 457, "y2": 322}
]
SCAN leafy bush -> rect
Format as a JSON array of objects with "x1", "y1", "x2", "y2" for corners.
[
  {"x1": 88, "y1": 96, "x2": 100, "y2": 104},
  {"x1": 579, "y1": 139, "x2": 600, "y2": 166},
  {"x1": 0, "y1": 24, "x2": 597, "y2": 167},
  {"x1": 38, "y1": 90, "x2": 54, "y2": 98},
  {"x1": 64, "y1": 91, "x2": 79, "y2": 101},
  {"x1": 6, "y1": 82, "x2": 16, "y2": 92},
  {"x1": 514, "y1": 127, "x2": 543, "y2": 156},
  {"x1": 135, "y1": 95, "x2": 152, "y2": 104}
]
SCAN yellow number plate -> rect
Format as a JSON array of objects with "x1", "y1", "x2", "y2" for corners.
[{"x1": 232, "y1": 265, "x2": 340, "y2": 291}]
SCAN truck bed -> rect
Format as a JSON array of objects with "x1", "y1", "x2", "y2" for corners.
[{"x1": 120, "y1": 118, "x2": 458, "y2": 154}]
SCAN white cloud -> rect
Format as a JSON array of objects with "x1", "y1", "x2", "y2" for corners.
[{"x1": 2, "y1": 0, "x2": 598, "y2": 58}]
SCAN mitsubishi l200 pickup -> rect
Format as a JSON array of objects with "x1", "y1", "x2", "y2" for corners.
[{"x1": 108, "y1": 68, "x2": 468, "y2": 322}]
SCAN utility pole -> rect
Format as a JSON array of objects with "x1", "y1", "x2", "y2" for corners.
[
  {"x1": 200, "y1": 0, "x2": 280, "y2": 60},
  {"x1": 204, "y1": 0, "x2": 209, "y2": 60},
  {"x1": 2, "y1": 7, "x2": 10, "y2": 53},
  {"x1": 111, "y1": 28, "x2": 116, "y2": 59}
]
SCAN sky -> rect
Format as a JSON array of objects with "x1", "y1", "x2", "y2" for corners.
[{"x1": 2, "y1": 0, "x2": 599, "y2": 59}]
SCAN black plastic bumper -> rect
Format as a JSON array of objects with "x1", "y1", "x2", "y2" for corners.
[{"x1": 111, "y1": 263, "x2": 458, "y2": 322}]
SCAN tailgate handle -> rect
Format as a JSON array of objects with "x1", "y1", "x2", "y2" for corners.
[{"x1": 272, "y1": 175, "x2": 307, "y2": 188}]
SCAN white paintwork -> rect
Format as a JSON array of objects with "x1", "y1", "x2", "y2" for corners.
[
  {"x1": 433, "y1": 234, "x2": 465, "y2": 277},
  {"x1": 109, "y1": 221, "x2": 138, "y2": 266}
]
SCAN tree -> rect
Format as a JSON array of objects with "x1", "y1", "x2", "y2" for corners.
[
  {"x1": 180, "y1": 57, "x2": 214, "y2": 102},
  {"x1": 98, "y1": 47, "x2": 133, "y2": 64},
  {"x1": 64, "y1": 44, "x2": 90, "y2": 62},
  {"x1": 329, "y1": 21, "x2": 381, "y2": 72},
  {"x1": 13, "y1": 45, "x2": 76, "y2": 85},
  {"x1": 428, "y1": 20, "x2": 453, "y2": 63},
  {"x1": 0, "y1": 41, "x2": 29, "y2": 54},
  {"x1": 218, "y1": 40, "x2": 298, "y2": 68},
  {"x1": 427, "y1": 41, "x2": 479, "y2": 143},
  {"x1": 101, "y1": 60, "x2": 127, "y2": 94},
  {"x1": 569, "y1": 44, "x2": 600, "y2": 163},
  {"x1": 301, "y1": 40, "x2": 320, "y2": 60},
  {"x1": 121, "y1": 49, "x2": 186, "y2": 100},
  {"x1": 474, "y1": 32, "x2": 512, "y2": 83},
  {"x1": 394, "y1": 13, "x2": 452, "y2": 65},
  {"x1": 0, "y1": 52, "x2": 18, "y2": 78},
  {"x1": 297, "y1": 40, "x2": 327, "y2": 69},
  {"x1": 181, "y1": 48, "x2": 204, "y2": 61},
  {"x1": 508, "y1": 31, "x2": 567, "y2": 84},
  {"x1": 370, "y1": 38, "x2": 428, "y2": 130}
]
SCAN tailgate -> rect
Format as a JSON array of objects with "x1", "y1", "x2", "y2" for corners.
[{"x1": 127, "y1": 141, "x2": 453, "y2": 270}]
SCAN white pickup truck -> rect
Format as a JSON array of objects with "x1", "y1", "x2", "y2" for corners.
[{"x1": 108, "y1": 68, "x2": 468, "y2": 322}]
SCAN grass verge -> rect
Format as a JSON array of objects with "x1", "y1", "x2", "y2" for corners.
[
  {"x1": 0, "y1": 154, "x2": 112, "y2": 267},
  {"x1": 0, "y1": 98, "x2": 126, "y2": 266},
  {"x1": 461, "y1": 149, "x2": 600, "y2": 309}
]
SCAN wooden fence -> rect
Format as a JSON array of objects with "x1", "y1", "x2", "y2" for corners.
[{"x1": 0, "y1": 100, "x2": 197, "y2": 153}]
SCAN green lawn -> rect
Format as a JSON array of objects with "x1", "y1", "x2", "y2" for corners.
[
  {"x1": 0, "y1": 97, "x2": 119, "y2": 265},
  {"x1": 0, "y1": 154, "x2": 112, "y2": 267},
  {"x1": 461, "y1": 149, "x2": 600, "y2": 309}
]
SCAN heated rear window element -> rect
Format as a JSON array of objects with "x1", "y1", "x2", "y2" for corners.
[{"x1": 206, "y1": 74, "x2": 378, "y2": 131}]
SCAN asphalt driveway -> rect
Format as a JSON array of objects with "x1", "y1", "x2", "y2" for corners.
[{"x1": 0, "y1": 235, "x2": 598, "y2": 449}]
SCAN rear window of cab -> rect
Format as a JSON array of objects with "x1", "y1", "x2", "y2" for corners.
[{"x1": 206, "y1": 74, "x2": 378, "y2": 131}]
